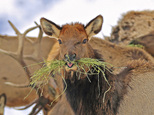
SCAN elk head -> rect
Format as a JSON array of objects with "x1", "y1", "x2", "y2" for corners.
[{"x1": 40, "y1": 15, "x2": 103, "y2": 72}]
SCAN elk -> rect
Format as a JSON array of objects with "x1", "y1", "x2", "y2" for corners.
[
  {"x1": 48, "y1": 37, "x2": 154, "y2": 115},
  {"x1": 129, "y1": 31, "x2": 154, "y2": 57},
  {"x1": 0, "y1": 14, "x2": 154, "y2": 115},
  {"x1": 0, "y1": 21, "x2": 60, "y2": 115},
  {"x1": 41, "y1": 15, "x2": 154, "y2": 115},
  {"x1": 108, "y1": 10, "x2": 154, "y2": 45},
  {"x1": 106, "y1": 10, "x2": 154, "y2": 57}
]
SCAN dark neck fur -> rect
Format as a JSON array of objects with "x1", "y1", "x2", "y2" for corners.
[
  {"x1": 64, "y1": 49, "x2": 113, "y2": 115},
  {"x1": 65, "y1": 70, "x2": 113, "y2": 115},
  {"x1": 64, "y1": 49, "x2": 132, "y2": 115}
]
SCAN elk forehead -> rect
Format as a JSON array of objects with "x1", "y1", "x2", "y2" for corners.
[
  {"x1": 40, "y1": 15, "x2": 103, "y2": 41},
  {"x1": 59, "y1": 23, "x2": 87, "y2": 41}
]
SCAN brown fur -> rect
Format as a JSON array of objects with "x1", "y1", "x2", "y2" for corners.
[
  {"x1": 129, "y1": 31, "x2": 154, "y2": 56},
  {"x1": 48, "y1": 37, "x2": 154, "y2": 74},
  {"x1": 48, "y1": 61, "x2": 154, "y2": 115},
  {"x1": 58, "y1": 23, "x2": 95, "y2": 62},
  {"x1": 108, "y1": 10, "x2": 154, "y2": 46},
  {"x1": 90, "y1": 37, "x2": 154, "y2": 73}
]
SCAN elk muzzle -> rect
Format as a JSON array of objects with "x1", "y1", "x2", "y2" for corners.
[
  {"x1": 64, "y1": 53, "x2": 76, "y2": 62},
  {"x1": 64, "y1": 53, "x2": 76, "y2": 68}
]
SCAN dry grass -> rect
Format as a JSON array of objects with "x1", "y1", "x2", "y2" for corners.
[{"x1": 128, "y1": 44, "x2": 144, "y2": 49}]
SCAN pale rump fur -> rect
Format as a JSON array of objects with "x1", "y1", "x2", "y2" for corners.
[
  {"x1": 118, "y1": 60, "x2": 154, "y2": 115},
  {"x1": 118, "y1": 71, "x2": 154, "y2": 115}
]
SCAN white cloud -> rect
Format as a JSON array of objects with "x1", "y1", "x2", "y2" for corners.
[
  {"x1": 0, "y1": 0, "x2": 21, "y2": 19},
  {"x1": 25, "y1": 0, "x2": 154, "y2": 37}
]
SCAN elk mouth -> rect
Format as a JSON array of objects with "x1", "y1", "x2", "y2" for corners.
[
  {"x1": 65, "y1": 61, "x2": 78, "y2": 72},
  {"x1": 66, "y1": 62, "x2": 74, "y2": 68}
]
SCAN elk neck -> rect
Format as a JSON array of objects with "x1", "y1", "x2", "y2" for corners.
[
  {"x1": 62, "y1": 48, "x2": 133, "y2": 115},
  {"x1": 62, "y1": 49, "x2": 115, "y2": 115}
]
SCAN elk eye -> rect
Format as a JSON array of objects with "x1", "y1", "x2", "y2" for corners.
[
  {"x1": 58, "y1": 39, "x2": 62, "y2": 44},
  {"x1": 82, "y1": 39, "x2": 88, "y2": 44}
]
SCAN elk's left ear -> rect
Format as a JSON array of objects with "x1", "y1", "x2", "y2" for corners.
[{"x1": 85, "y1": 15, "x2": 103, "y2": 39}]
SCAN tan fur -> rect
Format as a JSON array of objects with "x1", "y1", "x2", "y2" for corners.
[
  {"x1": 47, "y1": 41, "x2": 60, "y2": 61},
  {"x1": 0, "y1": 36, "x2": 56, "y2": 107},
  {"x1": 48, "y1": 37, "x2": 154, "y2": 74},
  {"x1": 108, "y1": 10, "x2": 154, "y2": 45},
  {"x1": 118, "y1": 61, "x2": 154, "y2": 115},
  {"x1": 90, "y1": 37, "x2": 154, "y2": 73},
  {"x1": 129, "y1": 31, "x2": 154, "y2": 57},
  {"x1": 48, "y1": 94, "x2": 75, "y2": 115}
]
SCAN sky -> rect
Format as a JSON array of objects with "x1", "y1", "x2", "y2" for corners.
[{"x1": 0, "y1": 0, "x2": 154, "y2": 115}]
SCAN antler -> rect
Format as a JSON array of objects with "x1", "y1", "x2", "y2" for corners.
[
  {"x1": 23, "y1": 22, "x2": 43, "y2": 62},
  {"x1": 16, "y1": 96, "x2": 49, "y2": 115},
  {"x1": 0, "y1": 21, "x2": 60, "y2": 115},
  {"x1": 0, "y1": 21, "x2": 42, "y2": 79}
]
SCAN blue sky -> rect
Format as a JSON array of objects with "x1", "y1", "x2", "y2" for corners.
[
  {"x1": 0, "y1": 0, "x2": 154, "y2": 114},
  {"x1": 0, "y1": 0, "x2": 60, "y2": 36}
]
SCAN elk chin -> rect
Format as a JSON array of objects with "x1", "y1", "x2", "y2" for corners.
[{"x1": 64, "y1": 64, "x2": 78, "y2": 83}]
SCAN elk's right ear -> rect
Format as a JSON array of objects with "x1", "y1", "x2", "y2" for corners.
[
  {"x1": 40, "y1": 18, "x2": 61, "y2": 39},
  {"x1": 85, "y1": 15, "x2": 103, "y2": 39}
]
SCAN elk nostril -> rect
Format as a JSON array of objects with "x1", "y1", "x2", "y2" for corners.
[
  {"x1": 64, "y1": 54, "x2": 68, "y2": 59},
  {"x1": 72, "y1": 53, "x2": 76, "y2": 59}
]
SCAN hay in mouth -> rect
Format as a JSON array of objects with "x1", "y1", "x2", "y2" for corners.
[{"x1": 30, "y1": 58, "x2": 113, "y2": 103}]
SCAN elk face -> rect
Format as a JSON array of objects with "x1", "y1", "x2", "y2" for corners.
[{"x1": 40, "y1": 15, "x2": 103, "y2": 71}]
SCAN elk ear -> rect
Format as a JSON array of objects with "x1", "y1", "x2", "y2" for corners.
[
  {"x1": 85, "y1": 15, "x2": 103, "y2": 39},
  {"x1": 40, "y1": 18, "x2": 61, "y2": 39}
]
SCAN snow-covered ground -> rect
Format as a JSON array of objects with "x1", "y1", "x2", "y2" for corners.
[{"x1": 0, "y1": 0, "x2": 154, "y2": 114}]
